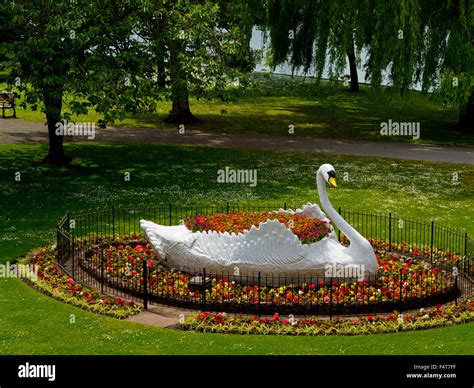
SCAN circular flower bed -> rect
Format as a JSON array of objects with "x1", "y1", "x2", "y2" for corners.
[
  {"x1": 21, "y1": 248, "x2": 141, "y2": 318},
  {"x1": 183, "y1": 211, "x2": 332, "y2": 244},
  {"x1": 79, "y1": 238, "x2": 458, "y2": 315},
  {"x1": 180, "y1": 302, "x2": 474, "y2": 336}
]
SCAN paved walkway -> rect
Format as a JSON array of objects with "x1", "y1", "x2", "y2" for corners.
[{"x1": 0, "y1": 119, "x2": 472, "y2": 164}]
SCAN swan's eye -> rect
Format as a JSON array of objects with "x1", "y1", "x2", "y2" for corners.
[{"x1": 327, "y1": 170, "x2": 336, "y2": 178}]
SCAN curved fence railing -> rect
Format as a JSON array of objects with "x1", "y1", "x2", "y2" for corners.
[{"x1": 56, "y1": 204, "x2": 473, "y2": 315}]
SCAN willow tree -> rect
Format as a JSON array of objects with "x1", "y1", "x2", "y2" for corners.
[
  {"x1": 364, "y1": 0, "x2": 473, "y2": 131},
  {"x1": 266, "y1": 0, "x2": 367, "y2": 91},
  {"x1": 0, "y1": 0, "x2": 155, "y2": 164},
  {"x1": 266, "y1": 0, "x2": 473, "y2": 130}
]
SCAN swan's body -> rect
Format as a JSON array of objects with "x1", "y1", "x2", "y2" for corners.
[{"x1": 140, "y1": 164, "x2": 378, "y2": 283}]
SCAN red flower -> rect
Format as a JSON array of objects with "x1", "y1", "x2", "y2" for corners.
[
  {"x1": 66, "y1": 278, "x2": 74, "y2": 285},
  {"x1": 134, "y1": 245, "x2": 144, "y2": 253}
]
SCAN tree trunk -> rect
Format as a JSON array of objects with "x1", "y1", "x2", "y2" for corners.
[
  {"x1": 157, "y1": 57, "x2": 166, "y2": 89},
  {"x1": 346, "y1": 39, "x2": 359, "y2": 92},
  {"x1": 165, "y1": 40, "x2": 197, "y2": 123},
  {"x1": 42, "y1": 91, "x2": 70, "y2": 164},
  {"x1": 156, "y1": 39, "x2": 167, "y2": 88},
  {"x1": 458, "y1": 93, "x2": 474, "y2": 132}
]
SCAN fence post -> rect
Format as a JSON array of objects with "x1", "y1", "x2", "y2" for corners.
[
  {"x1": 202, "y1": 268, "x2": 207, "y2": 310},
  {"x1": 56, "y1": 223, "x2": 60, "y2": 260},
  {"x1": 143, "y1": 259, "x2": 148, "y2": 310},
  {"x1": 329, "y1": 277, "x2": 333, "y2": 320},
  {"x1": 338, "y1": 207, "x2": 341, "y2": 242},
  {"x1": 284, "y1": 202, "x2": 287, "y2": 210},
  {"x1": 258, "y1": 272, "x2": 261, "y2": 318},
  {"x1": 388, "y1": 213, "x2": 392, "y2": 251},
  {"x1": 464, "y1": 233, "x2": 468, "y2": 258},
  {"x1": 430, "y1": 221, "x2": 434, "y2": 263},
  {"x1": 72, "y1": 235, "x2": 75, "y2": 279},
  {"x1": 169, "y1": 203, "x2": 172, "y2": 226},
  {"x1": 112, "y1": 205, "x2": 115, "y2": 241},
  {"x1": 454, "y1": 263, "x2": 459, "y2": 306},
  {"x1": 399, "y1": 268, "x2": 403, "y2": 313},
  {"x1": 100, "y1": 249, "x2": 104, "y2": 294}
]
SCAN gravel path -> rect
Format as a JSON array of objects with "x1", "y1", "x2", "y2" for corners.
[{"x1": 0, "y1": 119, "x2": 472, "y2": 164}]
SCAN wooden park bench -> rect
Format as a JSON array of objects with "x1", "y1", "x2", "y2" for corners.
[{"x1": 0, "y1": 92, "x2": 16, "y2": 118}]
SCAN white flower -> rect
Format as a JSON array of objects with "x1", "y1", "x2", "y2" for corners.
[
  {"x1": 423, "y1": 314, "x2": 430, "y2": 320},
  {"x1": 397, "y1": 314, "x2": 404, "y2": 324}
]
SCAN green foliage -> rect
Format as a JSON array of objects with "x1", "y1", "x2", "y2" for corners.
[{"x1": 265, "y1": 0, "x2": 473, "y2": 111}]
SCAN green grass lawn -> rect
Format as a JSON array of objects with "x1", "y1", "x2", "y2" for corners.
[
  {"x1": 2, "y1": 73, "x2": 472, "y2": 146},
  {"x1": 0, "y1": 142, "x2": 472, "y2": 354}
]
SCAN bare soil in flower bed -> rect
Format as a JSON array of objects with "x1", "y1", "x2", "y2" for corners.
[{"x1": 74, "y1": 238, "x2": 460, "y2": 316}]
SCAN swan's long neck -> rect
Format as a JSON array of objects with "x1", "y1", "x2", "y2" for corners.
[{"x1": 317, "y1": 171, "x2": 365, "y2": 245}]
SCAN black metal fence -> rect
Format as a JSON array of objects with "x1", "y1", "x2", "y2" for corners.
[{"x1": 56, "y1": 204, "x2": 473, "y2": 315}]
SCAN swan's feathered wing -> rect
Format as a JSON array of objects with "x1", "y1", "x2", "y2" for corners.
[
  {"x1": 141, "y1": 219, "x2": 307, "y2": 270},
  {"x1": 273, "y1": 202, "x2": 329, "y2": 221}
]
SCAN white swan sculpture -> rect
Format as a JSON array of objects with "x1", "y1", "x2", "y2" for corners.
[{"x1": 140, "y1": 164, "x2": 378, "y2": 284}]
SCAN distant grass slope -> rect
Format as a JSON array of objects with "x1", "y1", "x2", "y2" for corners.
[
  {"x1": 0, "y1": 142, "x2": 472, "y2": 261},
  {"x1": 1, "y1": 73, "x2": 471, "y2": 146}
]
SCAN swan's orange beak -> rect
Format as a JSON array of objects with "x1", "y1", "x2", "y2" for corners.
[{"x1": 328, "y1": 177, "x2": 337, "y2": 187}]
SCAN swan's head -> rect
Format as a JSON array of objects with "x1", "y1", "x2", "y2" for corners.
[{"x1": 318, "y1": 164, "x2": 337, "y2": 187}]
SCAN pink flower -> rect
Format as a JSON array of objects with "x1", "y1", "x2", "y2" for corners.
[
  {"x1": 309, "y1": 283, "x2": 315, "y2": 289},
  {"x1": 323, "y1": 296, "x2": 330, "y2": 303},
  {"x1": 66, "y1": 278, "x2": 74, "y2": 285}
]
